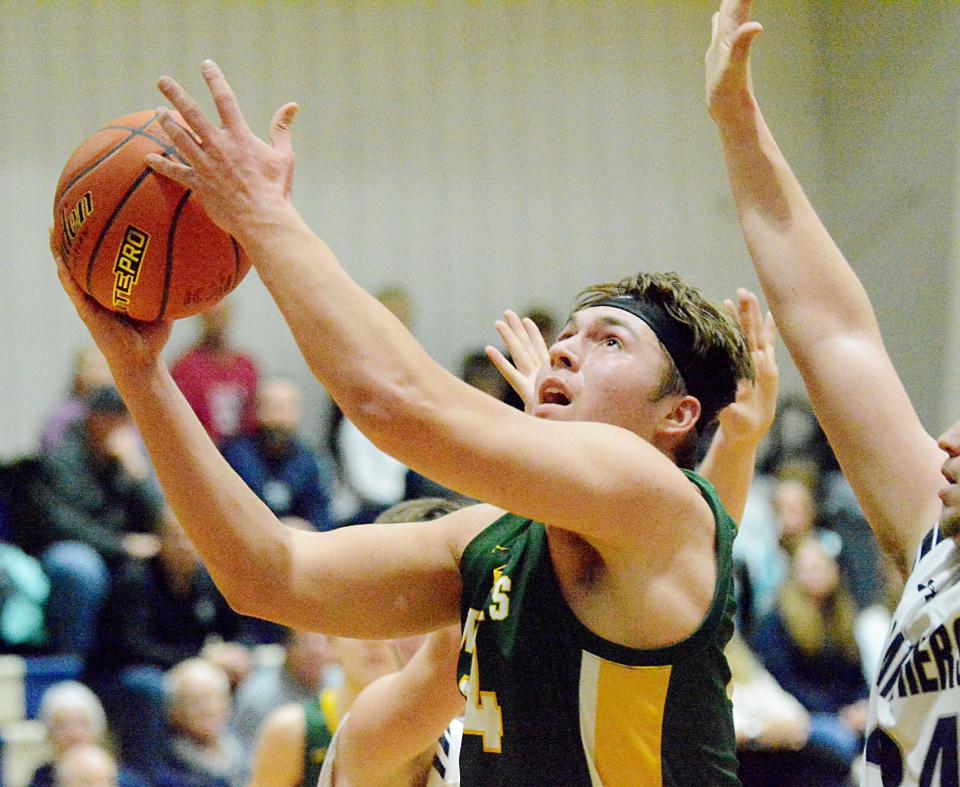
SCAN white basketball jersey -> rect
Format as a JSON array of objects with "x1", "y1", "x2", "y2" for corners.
[
  {"x1": 316, "y1": 716, "x2": 462, "y2": 787},
  {"x1": 863, "y1": 526, "x2": 960, "y2": 786}
]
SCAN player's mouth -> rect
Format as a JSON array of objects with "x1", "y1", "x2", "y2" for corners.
[{"x1": 535, "y1": 379, "x2": 572, "y2": 415}]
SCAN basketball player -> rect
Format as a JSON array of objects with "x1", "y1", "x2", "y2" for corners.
[
  {"x1": 57, "y1": 61, "x2": 757, "y2": 784},
  {"x1": 314, "y1": 299, "x2": 777, "y2": 787},
  {"x1": 707, "y1": 1, "x2": 960, "y2": 782}
]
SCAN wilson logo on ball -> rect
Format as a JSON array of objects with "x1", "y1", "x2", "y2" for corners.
[
  {"x1": 112, "y1": 225, "x2": 150, "y2": 313},
  {"x1": 60, "y1": 191, "x2": 93, "y2": 261}
]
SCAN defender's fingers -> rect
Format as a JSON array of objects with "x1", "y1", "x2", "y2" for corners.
[
  {"x1": 720, "y1": 0, "x2": 754, "y2": 27},
  {"x1": 730, "y1": 22, "x2": 763, "y2": 62},
  {"x1": 269, "y1": 102, "x2": 300, "y2": 155},
  {"x1": 495, "y1": 319, "x2": 536, "y2": 372},
  {"x1": 201, "y1": 60, "x2": 252, "y2": 135},
  {"x1": 157, "y1": 76, "x2": 219, "y2": 142},
  {"x1": 521, "y1": 317, "x2": 550, "y2": 360},
  {"x1": 485, "y1": 346, "x2": 525, "y2": 396}
]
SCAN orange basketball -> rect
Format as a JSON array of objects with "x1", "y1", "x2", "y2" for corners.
[{"x1": 52, "y1": 110, "x2": 250, "y2": 322}]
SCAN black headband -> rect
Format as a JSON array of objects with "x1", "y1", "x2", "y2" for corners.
[{"x1": 592, "y1": 295, "x2": 696, "y2": 391}]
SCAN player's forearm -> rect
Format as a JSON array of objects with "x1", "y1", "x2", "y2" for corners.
[
  {"x1": 698, "y1": 426, "x2": 757, "y2": 525},
  {"x1": 109, "y1": 359, "x2": 293, "y2": 616},
  {"x1": 234, "y1": 205, "x2": 465, "y2": 464},
  {"x1": 715, "y1": 108, "x2": 880, "y2": 352}
]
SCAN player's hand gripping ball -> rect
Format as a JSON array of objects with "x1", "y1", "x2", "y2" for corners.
[{"x1": 53, "y1": 110, "x2": 250, "y2": 322}]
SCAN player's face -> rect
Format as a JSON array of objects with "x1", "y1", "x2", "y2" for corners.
[
  {"x1": 937, "y1": 418, "x2": 960, "y2": 537},
  {"x1": 332, "y1": 637, "x2": 400, "y2": 690},
  {"x1": 533, "y1": 306, "x2": 671, "y2": 439}
]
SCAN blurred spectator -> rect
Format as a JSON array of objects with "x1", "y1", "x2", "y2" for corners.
[
  {"x1": 54, "y1": 745, "x2": 119, "y2": 787},
  {"x1": 171, "y1": 297, "x2": 260, "y2": 447},
  {"x1": 40, "y1": 345, "x2": 114, "y2": 455},
  {"x1": 728, "y1": 631, "x2": 862, "y2": 787},
  {"x1": 85, "y1": 510, "x2": 247, "y2": 779},
  {"x1": 232, "y1": 628, "x2": 336, "y2": 755},
  {"x1": 756, "y1": 394, "x2": 836, "y2": 479},
  {"x1": 157, "y1": 658, "x2": 246, "y2": 787},
  {"x1": 29, "y1": 681, "x2": 146, "y2": 787},
  {"x1": 326, "y1": 286, "x2": 413, "y2": 525},
  {"x1": 31, "y1": 386, "x2": 163, "y2": 659},
  {"x1": 751, "y1": 536, "x2": 868, "y2": 782},
  {"x1": 0, "y1": 539, "x2": 48, "y2": 652},
  {"x1": 404, "y1": 348, "x2": 500, "y2": 505},
  {"x1": 460, "y1": 347, "x2": 507, "y2": 401},
  {"x1": 820, "y1": 469, "x2": 885, "y2": 613},
  {"x1": 736, "y1": 471, "x2": 826, "y2": 632},
  {"x1": 221, "y1": 377, "x2": 333, "y2": 533}
]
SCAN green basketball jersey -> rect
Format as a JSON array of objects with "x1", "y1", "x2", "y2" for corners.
[
  {"x1": 302, "y1": 688, "x2": 338, "y2": 787},
  {"x1": 456, "y1": 470, "x2": 740, "y2": 786}
]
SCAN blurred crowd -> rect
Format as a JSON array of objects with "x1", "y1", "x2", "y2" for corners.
[{"x1": 0, "y1": 288, "x2": 895, "y2": 786}]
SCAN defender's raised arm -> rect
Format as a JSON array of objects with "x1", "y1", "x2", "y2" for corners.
[{"x1": 706, "y1": 0, "x2": 944, "y2": 565}]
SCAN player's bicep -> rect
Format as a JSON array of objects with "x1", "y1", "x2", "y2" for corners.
[
  {"x1": 799, "y1": 333, "x2": 943, "y2": 561},
  {"x1": 264, "y1": 508, "x2": 482, "y2": 638},
  {"x1": 412, "y1": 405, "x2": 708, "y2": 548}
]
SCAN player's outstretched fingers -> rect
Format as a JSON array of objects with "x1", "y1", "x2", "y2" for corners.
[
  {"x1": 157, "y1": 75, "x2": 219, "y2": 143},
  {"x1": 201, "y1": 60, "x2": 252, "y2": 134}
]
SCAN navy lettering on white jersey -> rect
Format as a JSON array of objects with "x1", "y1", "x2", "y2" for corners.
[{"x1": 864, "y1": 527, "x2": 960, "y2": 785}]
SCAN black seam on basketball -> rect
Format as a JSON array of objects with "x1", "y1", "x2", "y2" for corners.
[
  {"x1": 53, "y1": 114, "x2": 159, "y2": 207},
  {"x1": 157, "y1": 190, "x2": 192, "y2": 321},
  {"x1": 85, "y1": 167, "x2": 154, "y2": 294}
]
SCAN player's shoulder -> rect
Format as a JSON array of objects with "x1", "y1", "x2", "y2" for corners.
[{"x1": 440, "y1": 503, "x2": 508, "y2": 561}]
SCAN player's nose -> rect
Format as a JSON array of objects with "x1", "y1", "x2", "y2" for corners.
[{"x1": 938, "y1": 419, "x2": 960, "y2": 458}]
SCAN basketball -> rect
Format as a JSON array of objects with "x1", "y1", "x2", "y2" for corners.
[{"x1": 52, "y1": 110, "x2": 250, "y2": 322}]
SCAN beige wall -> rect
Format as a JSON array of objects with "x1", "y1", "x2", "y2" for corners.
[
  {"x1": 1, "y1": 1, "x2": 949, "y2": 459},
  {"x1": 816, "y1": 3, "x2": 960, "y2": 436}
]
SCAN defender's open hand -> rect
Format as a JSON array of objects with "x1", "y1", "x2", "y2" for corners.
[
  {"x1": 705, "y1": 0, "x2": 763, "y2": 122},
  {"x1": 486, "y1": 310, "x2": 550, "y2": 414},
  {"x1": 717, "y1": 288, "x2": 778, "y2": 446}
]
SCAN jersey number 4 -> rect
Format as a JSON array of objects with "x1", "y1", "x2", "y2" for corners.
[{"x1": 460, "y1": 606, "x2": 504, "y2": 753}]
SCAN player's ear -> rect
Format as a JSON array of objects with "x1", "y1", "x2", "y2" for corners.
[{"x1": 660, "y1": 395, "x2": 700, "y2": 438}]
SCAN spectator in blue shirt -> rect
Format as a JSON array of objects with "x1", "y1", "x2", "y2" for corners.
[{"x1": 222, "y1": 377, "x2": 332, "y2": 533}]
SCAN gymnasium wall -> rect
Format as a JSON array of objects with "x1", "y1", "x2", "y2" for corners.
[{"x1": 0, "y1": 1, "x2": 951, "y2": 460}]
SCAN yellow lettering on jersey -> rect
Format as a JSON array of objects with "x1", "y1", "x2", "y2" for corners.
[
  {"x1": 462, "y1": 649, "x2": 504, "y2": 752},
  {"x1": 463, "y1": 607, "x2": 484, "y2": 655},
  {"x1": 459, "y1": 606, "x2": 504, "y2": 752},
  {"x1": 488, "y1": 574, "x2": 511, "y2": 621}
]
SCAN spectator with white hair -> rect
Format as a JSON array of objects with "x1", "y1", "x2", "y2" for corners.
[
  {"x1": 29, "y1": 680, "x2": 146, "y2": 787},
  {"x1": 156, "y1": 657, "x2": 246, "y2": 787}
]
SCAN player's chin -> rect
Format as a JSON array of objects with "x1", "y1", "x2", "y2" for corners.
[
  {"x1": 532, "y1": 402, "x2": 573, "y2": 420},
  {"x1": 939, "y1": 505, "x2": 960, "y2": 539}
]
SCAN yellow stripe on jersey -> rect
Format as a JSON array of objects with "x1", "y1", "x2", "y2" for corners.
[
  {"x1": 579, "y1": 652, "x2": 672, "y2": 787},
  {"x1": 319, "y1": 687, "x2": 342, "y2": 734}
]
